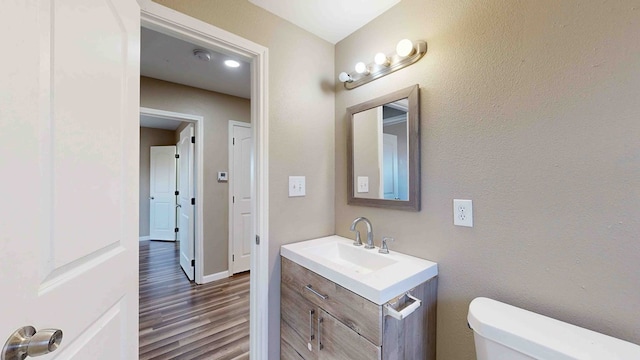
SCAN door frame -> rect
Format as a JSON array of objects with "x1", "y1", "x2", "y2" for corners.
[
  {"x1": 228, "y1": 120, "x2": 252, "y2": 275},
  {"x1": 140, "y1": 107, "x2": 204, "y2": 282},
  {"x1": 139, "y1": 1, "x2": 270, "y2": 357}
]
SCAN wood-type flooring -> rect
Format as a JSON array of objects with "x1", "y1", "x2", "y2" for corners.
[{"x1": 139, "y1": 240, "x2": 250, "y2": 360}]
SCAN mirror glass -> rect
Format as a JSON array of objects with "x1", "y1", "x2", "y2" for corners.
[{"x1": 347, "y1": 85, "x2": 420, "y2": 211}]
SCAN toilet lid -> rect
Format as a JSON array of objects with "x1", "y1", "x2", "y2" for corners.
[{"x1": 467, "y1": 297, "x2": 640, "y2": 359}]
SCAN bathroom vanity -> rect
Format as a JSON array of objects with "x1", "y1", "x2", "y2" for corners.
[{"x1": 280, "y1": 236, "x2": 438, "y2": 360}]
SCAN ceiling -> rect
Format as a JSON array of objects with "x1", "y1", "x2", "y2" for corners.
[
  {"x1": 248, "y1": 0, "x2": 401, "y2": 44},
  {"x1": 141, "y1": 27, "x2": 251, "y2": 100},
  {"x1": 140, "y1": 1, "x2": 401, "y2": 128}
]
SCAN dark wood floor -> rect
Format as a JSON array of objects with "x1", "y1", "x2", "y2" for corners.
[{"x1": 139, "y1": 240, "x2": 250, "y2": 360}]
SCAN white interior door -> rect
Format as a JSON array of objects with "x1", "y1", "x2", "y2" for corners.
[
  {"x1": 382, "y1": 133, "x2": 399, "y2": 200},
  {"x1": 0, "y1": 1, "x2": 139, "y2": 359},
  {"x1": 231, "y1": 122, "x2": 252, "y2": 274},
  {"x1": 178, "y1": 125, "x2": 195, "y2": 280},
  {"x1": 150, "y1": 146, "x2": 177, "y2": 241}
]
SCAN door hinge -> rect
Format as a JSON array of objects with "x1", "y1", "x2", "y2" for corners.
[
  {"x1": 233, "y1": 137, "x2": 235, "y2": 145},
  {"x1": 232, "y1": 255, "x2": 235, "y2": 262},
  {"x1": 191, "y1": 198, "x2": 196, "y2": 205},
  {"x1": 233, "y1": 196, "x2": 235, "y2": 203},
  {"x1": 256, "y1": 235, "x2": 260, "y2": 245},
  {"x1": 191, "y1": 136, "x2": 195, "y2": 144},
  {"x1": 174, "y1": 227, "x2": 179, "y2": 233},
  {"x1": 175, "y1": 154, "x2": 179, "y2": 159},
  {"x1": 191, "y1": 259, "x2": 195, "y2": 267},
  {"x1": 175, "y1": 190, "x2": 179, "y2": 196}
]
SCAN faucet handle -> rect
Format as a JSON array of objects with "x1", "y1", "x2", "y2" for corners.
[
  {"x1": 379, "y1": 236, "x2": 395, "y2": 254},
  {"x1": 352, "y1": 230, "x2": 362, "y2": 246}
]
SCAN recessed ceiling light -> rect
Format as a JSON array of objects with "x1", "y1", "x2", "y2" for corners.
[
  {"x1": 225, "y1": 60, "x2": 240, "y2": 68},
  {"x1": 193, "y1": 49, "x2": 211, "y2": 62}
]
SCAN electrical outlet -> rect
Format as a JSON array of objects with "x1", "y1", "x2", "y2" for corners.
[{"x1": 453, "y1": 199, "x2": 473, "y2": 227}]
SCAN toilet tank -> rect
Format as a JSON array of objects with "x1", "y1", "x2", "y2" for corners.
[{"x1": 467, "y1": 297, "x2": 640, "y2": 360}]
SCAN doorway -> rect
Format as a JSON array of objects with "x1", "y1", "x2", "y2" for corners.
[
  {"x1": 140, "y1": 107, "x2": 204, "y2": 282},
  {"x1": 140, "y1": 1, "x2": 270, "y2": 355}
]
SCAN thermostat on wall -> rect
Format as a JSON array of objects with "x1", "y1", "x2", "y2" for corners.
[{"x1": 217, "y1": 172, "x2": 228, "y2": 182}]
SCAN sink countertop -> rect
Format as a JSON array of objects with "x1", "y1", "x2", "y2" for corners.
[{"x1": 281, "y1": 235, "x2": 438, "y2": 305}]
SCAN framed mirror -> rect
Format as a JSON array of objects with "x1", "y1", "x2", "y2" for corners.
[{"x1": 347, "y1": 84, "x2": 420, "y2": 211}]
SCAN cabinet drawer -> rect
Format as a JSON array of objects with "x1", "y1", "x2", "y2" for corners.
[
  {"x1": 317, "y1": 309, "x2": 381, "y2": 360},
  {"x1": 281, "y1": 257, "x2": 382, "y2": 346}
]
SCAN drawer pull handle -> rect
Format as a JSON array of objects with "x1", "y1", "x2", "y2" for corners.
[
  {"x1": 304, "y1": 285, "x2": 328, "y2": 300},
  {"x1": 317, "y1": 317, "x2": 324, "y2": 351},
  {"x1": 308, "y1": 309, "x2": 315, "y2": 342}
]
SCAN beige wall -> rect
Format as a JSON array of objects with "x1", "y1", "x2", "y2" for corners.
[
  {"x1": 336, "y1": 1, "x2": 640, "y2": 359},
  {"x1": 144, "y1": 2, "x2": 336, "y2": 352},
  {"x1": 139, "y1": 127, "x2": 178, "y2": 238},
  {"x1": 140, "y1": 76, "x2": 251, "y2": 276}
]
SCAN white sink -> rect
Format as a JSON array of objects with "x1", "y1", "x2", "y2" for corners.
[{"x1": 281, "y1": 235, "x2": 438, "y2": 305}]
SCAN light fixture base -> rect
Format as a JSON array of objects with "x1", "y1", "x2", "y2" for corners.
[{"x1": 342, "y1": 41, "x2": 427, "y2": 90}]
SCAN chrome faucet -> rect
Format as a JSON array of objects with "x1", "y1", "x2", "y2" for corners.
[{"x1": 350, "y1": 217, "x2": 375, "y2": 249}]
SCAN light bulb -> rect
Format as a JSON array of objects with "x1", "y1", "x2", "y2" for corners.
[
  {"x1": 396, "y1": 39, "x2": 415, "y2": 57},
  {"x1": 338, "y1": 72, "x2": 353, "y2": 83},
  {"x1": 374, "y1": 52, "x2": 390, "y2": 66},
  {"x1": 355, "y1": 62, "x2": 368, "y2": 74},
  {"x1": 225, "y1": 60, "x2": 240, "y2": 68}
]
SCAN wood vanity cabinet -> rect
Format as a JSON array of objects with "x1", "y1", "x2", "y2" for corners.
[{"x1": 280, "y1": 257, "x2": 437, "y2": 360}]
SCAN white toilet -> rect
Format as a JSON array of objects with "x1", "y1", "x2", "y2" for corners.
[{"x1": 467, "y1": 297, "x2": 640, "y2": 359}]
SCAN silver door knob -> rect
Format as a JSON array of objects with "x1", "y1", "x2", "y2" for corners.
[{"x1": 2, "y1": 326, "x2": 63, "y2": 360}]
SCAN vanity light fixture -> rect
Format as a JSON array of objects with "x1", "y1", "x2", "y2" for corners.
[
  {"x1": 338, "y1": 39, "x2": 427, "y2": 90},
  {"x1": 338, "y1": 72, "x2": 354, "y2": 83},
  {"x1": 354, "y1": 62, "x2": 369, "y2": 74},
  {"x1": 396, "y1": 39, "x2": 416, "y2": 57},
  {"x1": 374, "y1": 52, "x2": 390, "y2": 66}
]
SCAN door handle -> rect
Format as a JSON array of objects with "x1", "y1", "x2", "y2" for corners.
[
  {"x1": 176, "y1": 204, "x2": 181, "y2": 208},
  {"x1": 2, "y1": 326, "x2": 63, "y2": 360},
  {"x1": 150, "y1": 196, "x2": 155, "y2": 200}
]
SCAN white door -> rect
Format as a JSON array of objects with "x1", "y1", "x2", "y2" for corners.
[
  {"x1": 382, "y1": 133, "x2": 400, "y2": 200},
  {"x1": 178, "y1": 125, "x2": 195, "y2": 280},
  {"x1": 0, "y1": 1, "x2": 139, "y2": 359},
  {"x1": 231, "y1": 123, "x2": 252, "y2": 274},
  {"x1": 150, "y1": 146, "x2": 177, "y2": 241}
]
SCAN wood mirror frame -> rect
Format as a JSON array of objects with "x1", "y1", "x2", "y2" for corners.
[{"x1": 347, "y1": 84, "x2": 420, "y2": 211}]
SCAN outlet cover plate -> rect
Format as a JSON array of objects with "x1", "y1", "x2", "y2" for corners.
[{"x1": 453, "y1": 199, "x2": 473, "y2": 227}]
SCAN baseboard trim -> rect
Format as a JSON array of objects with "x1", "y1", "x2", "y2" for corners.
[
  {"x1": 139, "y1": 236, "x2": 150, "y2": 242},
  {"x1": 201, "y1": 270, "x2": 229, "y2": 284}
]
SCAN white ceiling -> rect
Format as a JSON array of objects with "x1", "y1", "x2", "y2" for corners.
[
  {"x1": 249, "y1": 0, "x2": 401, "y2": 44},
  {"x1": 141, "y1": 27, "x2": 251, "y2": 100}
]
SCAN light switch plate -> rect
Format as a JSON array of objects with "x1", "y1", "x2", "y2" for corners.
[
  {"x1": 217, "y1": 171, "x2": 228, "y2": 182},
  {"x1": 453, "y1": 199, "x2": 473, "y2": 227},
  {"x1": 289, "y1": 176, "x2": 306, "y2": 197},
  {"x1": 357, "y1": 176, "x2": 369, "y2": 193}
]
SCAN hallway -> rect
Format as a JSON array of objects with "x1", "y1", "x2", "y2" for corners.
[{"x1": 139, "y1": 240, "x2": 250, "y2": 359}]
